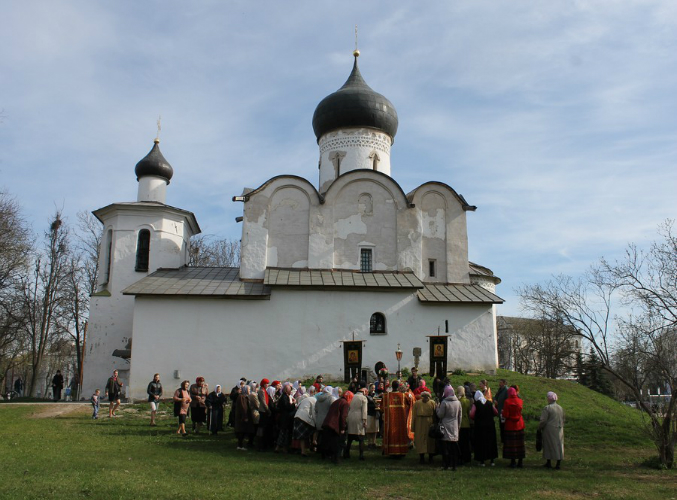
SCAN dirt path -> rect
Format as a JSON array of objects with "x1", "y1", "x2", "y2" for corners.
[{"x1": 0, "y1": 403, "x2": 91, "y2": 419}]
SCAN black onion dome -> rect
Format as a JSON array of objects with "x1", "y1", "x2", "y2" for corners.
[
  {"x1": 312, "y1": 56, "x2": 398, "y2": 142},
  {"x1": 134, "y1": 139, "x2": 174, "y2": 183}
]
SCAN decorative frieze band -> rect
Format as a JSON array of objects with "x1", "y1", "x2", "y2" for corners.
[{"x1": 320, "y1": 130, "x2": 391, "y2": 155}]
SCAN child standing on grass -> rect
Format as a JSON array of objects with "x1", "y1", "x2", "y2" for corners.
[{"x1": 91, "y1": 389, "x2": 100, "y2": 419}]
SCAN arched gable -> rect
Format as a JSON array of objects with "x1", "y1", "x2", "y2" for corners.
[
  {"x1": 323, "y1": 169, "x2": 411, "y2": 210},
  {"x1": 407, "y1": 181, "x2": 476, "y2": 212},
  {"x1": 237, "y1": 175, "x2": 322, "y2": 205}
]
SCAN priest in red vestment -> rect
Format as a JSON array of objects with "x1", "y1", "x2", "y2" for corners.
[{"x1": 382, "y1": 380, "x2": 411, "y2": 456}]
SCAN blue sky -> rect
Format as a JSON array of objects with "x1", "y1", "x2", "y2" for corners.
[{"x1": 1, "y1": 1, "x2": 676, "y2": 316}]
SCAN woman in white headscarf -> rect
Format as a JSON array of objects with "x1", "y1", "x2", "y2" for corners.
[
  {"x1": 470, "y1": 390, "x2": 498, "y2": 466},
  {"x1": 206, "y1": 384, "x2": 227, "y2": 435},
  {"x1": 538, "y1": 391, "x2": 564, "y2": 469}
]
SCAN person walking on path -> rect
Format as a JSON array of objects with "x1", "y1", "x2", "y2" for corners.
[
  {"x1": 91, "y1": 389, "x2": 100, "y2": 419},
  {"x1": 105, "y1": 370, "x2": 123, "y2": 417},
  {"x1": 173, "y1": 380, "x2": 192, "y2": 436},
  {"x1": 52, "y1": 370, "x2": 64, "y2": 401},
  {"x1": 538, "y1": 391, "x2": 565, "y2": 470},
  {"x1": 14, "y1": 377, "x2": 23, "y2": 397},
  {"x1": 147, "y1": 373, "x2": 163, "y2": 426}
]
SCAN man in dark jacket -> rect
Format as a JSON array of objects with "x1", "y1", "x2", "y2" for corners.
[
  {"x1": 52, "y1": 370, "x2": 64, "y2": 401},
  {"x1": 406, "y1": 367, "x2": 421, "y2": 392},
  {"x1": 494, "y1": 379, "x2": 508, "y2": 441}
]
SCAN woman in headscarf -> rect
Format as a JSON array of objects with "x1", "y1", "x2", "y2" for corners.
[
  {"x1": 456, "y1": 386, "x2": 472, "y2": 465},
  {"x1": 234, "y1": 384, "x2": 254, "y2": 450},
  {"x1": 206, "y1": 384, "x2": 227, "y2": 435},
  {"x1": 189, "y1": 377, "x2": 209, "y2": 434},
  {"x1": 412, "y1": 379, "x2": 430, "y2": 398},
  {"x1": 314, "y1": 385, "x2": 334, "y2": 453},
  {"x1": 247, "y1": 382, "x2": 260, "y2": 447},
  {"x1": 538, "y1": 391, "x2": 564, "y2": 469},
  {"x1": 275, "y1": 382, "x2": 296, "y2": 453},
  {"x1": 295, "y1": 385, "x2": 307, "y2": 403},
  {"x1": 227, "y1": 378, "x2": 245, "y2": 428},
  {"x1": 413, "y1": 390, "x2": 437, "y2": 464},
  {"x1": 436, "y1": 385, "x2": 462, "y2": 470},
  {"x1": 502, "y1": 387, "x2": 525, "y2": 468},
  {"x1": 293, "y1": 386, "x2": 316, "y2": 456},
  {"x1": 322, "y1": 388, "x2": 350, "y2": 463},
  {"x1": 345, "y1": 383, "x2": 368, "y2": 460},
  {"x1": 172, "y1": 380, "x2": 191, "y2": 436},
  {"x1": 470, "y1": 390, "x2": 498, "y2": 466}
]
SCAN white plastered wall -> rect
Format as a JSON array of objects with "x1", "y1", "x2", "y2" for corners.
[
  {"x1": 127, "y1": 289, "x2": 497, "y2": 400},
  {"x1": 82, "y1": 205, "x2": 196, "y2": 398}
]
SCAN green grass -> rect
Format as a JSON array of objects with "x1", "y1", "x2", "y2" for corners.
[{"x1": 0, "y1": 370, "x2": 674, "y2": 500}]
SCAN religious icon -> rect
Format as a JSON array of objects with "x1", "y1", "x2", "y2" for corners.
[
  {"x1": 347, "y1": 349, "x2": 359, "y2": 364},
  {"x1": 433, "y1": 343, "x2": 445, "y2": 359}
]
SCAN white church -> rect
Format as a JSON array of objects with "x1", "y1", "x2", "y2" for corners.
[{"x1": 82, "y1": 51, "x2": 503, "y2": 400}]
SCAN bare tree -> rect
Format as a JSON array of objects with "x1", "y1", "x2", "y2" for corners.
[
  {"x1": 499, "y1": 316, "x2": 578, "y2": 378},
  {"x1": 75, "y1": 210, "x2": 101, "y2": 294},
  {"x1": 0, "y1": 191, "x2": 32, "y2": 391},
  {"x1": 189, "y1": 235, "x2": 240, "y2": 267},
  {"x1": 519, "y1": 220, "x2": 677, "y2": 468},
  {"x1": 21, "y1": 211, "x2": 71, "y2": 397}
]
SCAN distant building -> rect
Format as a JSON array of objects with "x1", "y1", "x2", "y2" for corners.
[
  {"x1": 82, "y1": 51, "x2": 504, "y2": 400},
  {"x1": 497, "y1": 316, "x2": 581, "y2": 379}
]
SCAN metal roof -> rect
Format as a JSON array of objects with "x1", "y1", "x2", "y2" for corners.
[
  {"x1": 264, "y1": 268, "x2": 424, "y2": 289},
  {"x1": 417, "y1": 284, "x2": 504, "y2": 304},
  {"x1": 122, "y1": 267, "x2": 270, "y2": 299}
]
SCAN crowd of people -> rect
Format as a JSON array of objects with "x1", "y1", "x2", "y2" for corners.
[{"x1": 94, "y1": 368, "x2": 566, "y2": 470}]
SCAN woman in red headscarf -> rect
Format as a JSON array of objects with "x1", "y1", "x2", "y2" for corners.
[
  {"x1": 502, "y1": 387, "x2": 525, "y2": 468},
  {"x1": 412, "y1": 379, "x2": 430, "y2": 398}
]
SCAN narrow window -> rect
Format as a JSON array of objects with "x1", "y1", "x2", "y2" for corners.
[
  {"x1": 135, "y1": 229, "x2": 151, "y2": 272},
  {"x1": 329, "y1": 151, "x2": 346, "y2": 177},
  {"x1": 360, "y1": 248, "x2": 373, "y2": 273},
  {"x1": 369, "y1": 151, "x2": 380, "y2": 170},
  {"x1": 102, "y1": 230, "x2": 113, "y2": 285},
  {"x1": 370, "y1": 313, "x2": 386, "y2": 334},
  {"x1": 429, "y1": 259, "x2": 436, "y2": 278}
]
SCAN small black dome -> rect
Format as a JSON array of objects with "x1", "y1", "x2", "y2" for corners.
[
  {"x1": 134, "y1": 139, "x2": 174, "y2": 183},
  {"x1": 312, "y1": 57, "x2": 398, "y2": 142}
]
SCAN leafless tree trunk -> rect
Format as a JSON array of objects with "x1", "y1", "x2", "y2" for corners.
[
  {"x1": 189, "y1": 235, "x2": 240, "y2": 267},
  {"x1": 519, "y1": 220, "x2": 676, "y2": 468},
  {"x1": 22, "y1": 212, "x2": 70, "y2": 397}
]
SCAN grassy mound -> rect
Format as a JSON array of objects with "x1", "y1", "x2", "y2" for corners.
[{"x1": 0, "y1": 370, "x2": 673, "y2": 500}]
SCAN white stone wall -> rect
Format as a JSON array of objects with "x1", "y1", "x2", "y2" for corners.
[
  {"x1": 137, "y1": 176, "x2": 167, "y2": 203},
  {"x1": 127, "y1": 289, "x2": 498, "y2": 400},
  {"x1": 239, "y1": 173, "x2": 471, "y2": 282},
  {"x1": 81, "y1": 205, "x2": 197, "y2": 398}
]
